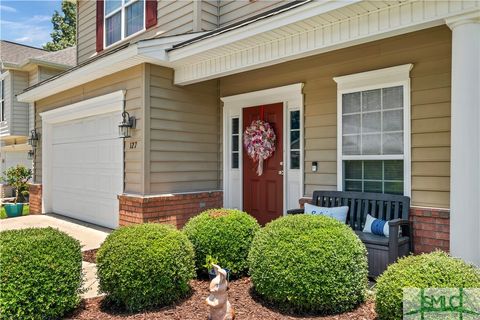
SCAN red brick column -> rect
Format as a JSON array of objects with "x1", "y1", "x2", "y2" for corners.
[
  {"x1": 296, "y1": 198, "x2": 450, "y2": 254},
  {"x1": 118, "y1": 191, "x2": 223, "y2": 228},
  {"x1": 28, "y1": 184, "x2": 42, "y2": 214},
  {"x1": 409, "y1": 207, "x2": 450, "y2": 254}
]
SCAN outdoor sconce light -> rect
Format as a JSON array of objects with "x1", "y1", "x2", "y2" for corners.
[
  {"x1": 118, "y1": 111, "x2": 136, "y2": 138},
  {"x1": 27, "y1": 150, "x2": 34, "y2": 160},
  {"x1": 27, "y1": 129, "x2": 39, "y2": 148},
  {"x1": 312, "y1": 161, "x2": 318, "y2": 172}
]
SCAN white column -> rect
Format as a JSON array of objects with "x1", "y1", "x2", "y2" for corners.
[{"x1": 447, "y1": 11, "x2": 480, "y2": 266}]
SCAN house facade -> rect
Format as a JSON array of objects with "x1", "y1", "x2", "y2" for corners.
[
  {"x1": 0, "y1": 41, "x2": 76, "y2": 194},
  {"x1": 18, "y1": 0, "x2": 480, "y2": 266}
]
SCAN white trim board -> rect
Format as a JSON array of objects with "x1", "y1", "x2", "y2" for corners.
[
  {"x1": 40, "y1": 91, "x2": 125, "y2": 216},
  {"x1": 334, "y1": 64, "x2": 412, "y2": 197},
  {"x1": 221, "y1": 83, "x2": 304, "y2": 214}
]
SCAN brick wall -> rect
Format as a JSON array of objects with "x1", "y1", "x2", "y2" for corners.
[
  {"x1": 119, "y1": 191, "x2": 223, "y2": 228},
  {"x1": 410, "y1": 207, "x2": 450, "y2": 253},
  {"x1": 29, "y1": 184, "x2": 42, "y2": 214},
  {"x1": 297, "y1": 197, "x2": 450, "y2": 254}
]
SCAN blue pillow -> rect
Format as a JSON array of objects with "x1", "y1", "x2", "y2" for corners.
[
  {"x1": 304, "y1": 203, "x2": 349, "y2": 223},
  {"x1": 363, "y1": 214, "x2": 389, "y2": 237}
]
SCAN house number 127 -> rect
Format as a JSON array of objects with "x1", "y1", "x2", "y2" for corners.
[{"x1": 129, "y1": 141, "x2": 137, "y2": 149}]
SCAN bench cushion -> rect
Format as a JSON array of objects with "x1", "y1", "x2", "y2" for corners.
[{"x1": 355, "y1": 231, "x2": 410, "y2": 246}]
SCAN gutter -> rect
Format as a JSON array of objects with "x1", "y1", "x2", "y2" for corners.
[
  {"x1": 17, "y1": 33, "x2": 205, "y2": 103},
  {"x1": 168, "y1": 0, "x2": 361, "y2": 61},
  {"x1": 2, "y1": 59, "x2": 73, "y2": 72}
]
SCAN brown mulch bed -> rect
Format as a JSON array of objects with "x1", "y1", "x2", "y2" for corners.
[
  {"x1": 69, "y1": 278, "x2": 376, "y2": 320},
  {"x1": 82, "y1": 249, "x2": 98, "y2": 263}
]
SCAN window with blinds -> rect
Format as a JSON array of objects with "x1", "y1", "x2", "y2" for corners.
[{"x1": 341, "y1": 85, "x2": 405, "y2": 195}]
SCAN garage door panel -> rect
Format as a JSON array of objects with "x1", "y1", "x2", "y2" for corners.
[
  {"x1": 52, "y1": 113, "x2": 120, "y2": 145},
  {"x1": 51, "y1": 111, "x2": 122, "y2": 229}
]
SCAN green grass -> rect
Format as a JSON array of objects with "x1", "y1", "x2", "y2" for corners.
[{"x1": 0, "y1": 204, "x2": 30, "y2": 219}]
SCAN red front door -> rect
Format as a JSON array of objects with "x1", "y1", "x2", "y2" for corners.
[{"x1": 243, "y1": 103, "x2": 283, "y2": 225}]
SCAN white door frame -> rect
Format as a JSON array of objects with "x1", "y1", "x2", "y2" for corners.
[
  {"x1": 40, "y1": 90, "x2": 125, "y2": 214},
  {"x1": 221, "y1": 83, "x2": 304, "y2": 214}
]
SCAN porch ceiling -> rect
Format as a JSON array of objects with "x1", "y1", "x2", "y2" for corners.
[{"x1": 170, "y1": 0, "x2": 480, "y2": 85}]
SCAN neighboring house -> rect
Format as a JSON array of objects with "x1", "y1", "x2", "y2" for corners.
[
  {"x1": 17, "y1": 1, "x2": 479, "y2": 266},
  {"x1": 0, "y1": 41, "x2": 76, "y2": 182}
]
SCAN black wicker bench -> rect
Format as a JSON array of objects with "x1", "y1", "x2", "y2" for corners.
[{"x1": 287, "y1": 190, "x2": 412, "y2": 277}]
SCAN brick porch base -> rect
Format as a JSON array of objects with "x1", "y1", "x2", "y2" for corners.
[
  {"x1": 298, "y1": 197, "x2": 450, "y2": 254},
  {"x1": 28, "y1": 184, "x2": 42, "y2": 214},
  {"x1": 118, "y1": 191, "x2": 223, "y2": 228}
]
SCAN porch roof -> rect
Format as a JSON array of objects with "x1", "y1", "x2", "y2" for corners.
[{"x1": 17, "y1": 0, "x2": 480, "y2": 103}]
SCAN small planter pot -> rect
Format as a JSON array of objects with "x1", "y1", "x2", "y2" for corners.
[
  {"x1": 208, "y1": 268, "x2": 231, "y2": 282},
  {"x1": 4, "y1": 203, "x2": 24, "y2": 218}
]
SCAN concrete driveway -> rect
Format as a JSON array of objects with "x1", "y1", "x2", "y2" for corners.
[{"x1": 0, "y1": 214, "x2": 110, "y2": 251}]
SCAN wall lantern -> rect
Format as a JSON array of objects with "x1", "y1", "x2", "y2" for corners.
[
  {"x1": 118, "y1": 111, "x2": 136, "y2": 138},
  {"x1": 27, "y1": 129, "x2": 39, "y2": 148},
  {"x1": 27, "y1": 150, "x2": 34, "y2": 160}
]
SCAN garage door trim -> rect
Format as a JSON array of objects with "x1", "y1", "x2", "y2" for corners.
[{"x1": 40, "y1": 90, "x2": 125, "y2": 217}]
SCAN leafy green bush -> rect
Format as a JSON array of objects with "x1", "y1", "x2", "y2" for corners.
[
  {"x1": 1, "y1": 165, "x2": 32, "y2": 203},
  {"x1": 376, "y1": 251, "x2": 480, "y2": 320},
  {"x1": 183, "y1": 208, "x2": 260, "y2": 277},
  {"x1": 97, "y1": 223, "x2": 195, "y2": 312},
  {"x1": 0, "y1": 227, "x2": 83, "y2": 320},
  {"x1": 248, "y1": 214, "x2": 368, "y2": 314}
]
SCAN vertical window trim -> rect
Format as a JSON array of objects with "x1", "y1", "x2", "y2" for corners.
[
  {"x1": 231, "y1": 117, "x2": 240, "y2": 169},
  {"x1": 104, "y1": 0, "x2": 146, "y2": 49},
  {"x1": 334, "y1": 64, "x2": 412, "y2": 197},
  {"x1": 288, "y1": 109, "x2": 301, "y2": 170},
  {"x1": 0, "y1": 79, "x2": 4, "y2": 122}
]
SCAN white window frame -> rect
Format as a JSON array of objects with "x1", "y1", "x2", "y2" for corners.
[
  {"x1": 334, "y1": 64, "x2": 413, "y2": 197},
  {"x1": 104, "y1": 0, "x2": 146, "y2": 49}
]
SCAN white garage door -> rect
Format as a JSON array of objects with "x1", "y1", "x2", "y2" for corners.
[{"x1": 51, "y1": 112, "x2": 123, "y2": 228}]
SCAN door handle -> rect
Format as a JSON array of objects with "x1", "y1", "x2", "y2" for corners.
[{"x1": 278, "y1": 170, "x2": 284, "y2": 176}]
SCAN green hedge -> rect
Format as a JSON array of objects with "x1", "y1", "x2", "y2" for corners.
[
  {"x1": 376, "y1": 251, "x2": 480, "y2": 320},
  {"x1": 183, "y1": 209, "x2": 260, "y2": 277},
  {"x1": 0, "y1": 227, "x2": 83, "y2": 320},
  {"x1": 97, "y1": 223, "x2": 195, "y2": 312},
  {"x1": 248, "y1": 214, "x2": 368, "y2": 314}
]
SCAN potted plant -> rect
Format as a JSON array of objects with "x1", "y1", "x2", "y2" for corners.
[
  {"x1": 1, "y1": 165, "x2": 32, "y2": 217},
  {"x1": 204, "y1": 255, "x2": 230, "y2": 281}
]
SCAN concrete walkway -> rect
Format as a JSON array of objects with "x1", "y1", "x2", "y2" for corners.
[
  {"x1": 82, "y1": 262, "x2": 102, "y2": 298},
  {"x1": 0, "y1": 214, "x2": 110, "y2": 251}
]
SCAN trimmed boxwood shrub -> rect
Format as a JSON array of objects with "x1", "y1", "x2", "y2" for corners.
[
  {"x1": 0, "y1": 227, "x2": 83, "y2": 320},
  {"x1": 183, "y1": 208, "x2": 260, "y2": 277},
  {"x1": 376, "y1": 251, "x2": 480, "y2": 320},
  {"x1": 248, "y1": 214, "x2": 368, "y2": 314},
  {"x1": 96, "y1": 223, "x2": 195, "y2": 312}
]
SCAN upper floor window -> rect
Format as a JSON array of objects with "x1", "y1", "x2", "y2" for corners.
[
  {"x1": 334, "y1": 64, "x2": 412, "y2": 196},
  {"x1": 0, "y1": 80, "x2": 4, "y2": 122},
  {"x1": 105, "y1": 0, "x2": 145, "y2": 47}
]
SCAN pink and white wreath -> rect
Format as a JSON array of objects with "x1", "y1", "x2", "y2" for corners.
[{"x1": 243, "y1": 120, "x2": 276, "y2": 176}]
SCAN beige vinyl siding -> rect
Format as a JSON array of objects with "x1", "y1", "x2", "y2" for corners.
[
  {"x1": 28, "y1": 68, "x2": 39, "y2": 86},
  {"x1": 219, "y1": 26, "x2": 452, "y2": 209},
  {"x1": 201, "y1": 1, "x2": 219, "y2": 30},
  {"x1": 10, "y1": 70, "x2": 29, "y2": 137},
  {"x1": 38, "y1": 66, "x2": 63, "y2": 83},
  {"x1": 148, "y1": 64, "x2": 220, "y2": 194},
  {"x1": 77, "y1": 0, "x2": 97, "y2": 64},
  {"x1": 77, "y1": 0, "x2": 217, "y2": 65},
  {"x1": 219, "y1": 0, "x2": 287, "y2": 26},
  {"x1": 34, "y1": 65, "x2": 144, "y2": 194}
]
